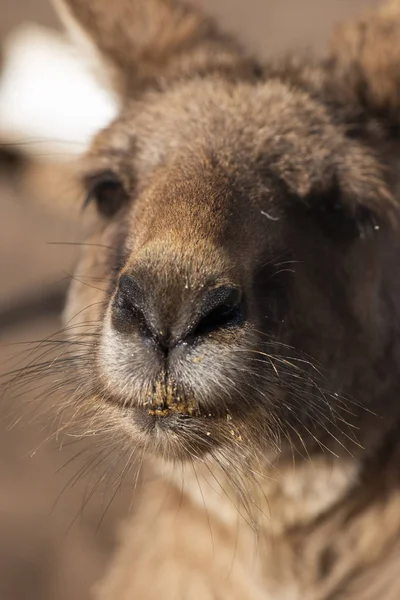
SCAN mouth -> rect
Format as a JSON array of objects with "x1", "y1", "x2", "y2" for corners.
[
  {"x1": 143, "y1": 380, "x2": 200, "y2": 418},
  {"x1": 127, "y1": 403, "x2": 223, "y2": 459},
  {"x1": 136, "y1": 390, "x2": 215, "y2": 435},
  {"x1": 102, "y1": 379, "x2": 245, "y2": 459}
]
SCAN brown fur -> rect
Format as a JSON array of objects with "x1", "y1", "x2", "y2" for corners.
[{"x1": 27, "y1": 0, "x2": 400, "y2": 597}]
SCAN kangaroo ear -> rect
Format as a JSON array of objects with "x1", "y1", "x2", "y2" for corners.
[
  {"x1": 329, "y1": 0, "x2": 400, "y2": 125},
  {"x1": 52, "y1": 0, "x2": 253, "y2": 95}
]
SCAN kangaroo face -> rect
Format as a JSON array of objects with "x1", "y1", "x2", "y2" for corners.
[{"x1": 57, "y1": 0, "x2": 399, "y2": 464}]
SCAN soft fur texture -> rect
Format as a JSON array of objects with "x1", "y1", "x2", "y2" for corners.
[{"x1": 38, "y1": 0, "x2": 400, "y2": 597}]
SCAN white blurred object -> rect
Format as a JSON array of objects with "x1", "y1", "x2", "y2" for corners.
[{"x1": 0, "y1": 23, "x2": 119, "y2": 161}]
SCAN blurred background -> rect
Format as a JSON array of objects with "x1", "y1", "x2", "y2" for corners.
[{"x1": 0, "y1": 1, "x2": 378, "y2": 599}]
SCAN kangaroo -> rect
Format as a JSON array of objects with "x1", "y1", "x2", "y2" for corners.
[{"x1": 29, "y1": 0, "x2": 400, "y2": 597}]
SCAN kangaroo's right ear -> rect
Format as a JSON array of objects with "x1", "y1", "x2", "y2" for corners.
[{"x1": 52, "y1": 0, "x2": 255, "y2": 95}]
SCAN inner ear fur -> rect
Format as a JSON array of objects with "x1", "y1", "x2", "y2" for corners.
[{"x1": 52, "y1": 0, "x2": 257, "y2": 95}]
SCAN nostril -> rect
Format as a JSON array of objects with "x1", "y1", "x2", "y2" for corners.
[
  {"x1": 112, "y1": 274, "x2": 149, "y2": 335},
  {"x1": 193, "y1": 286, "x2": 245, "y2": 338},
  {"x1": 117, "y1": 275, "x2": 145, "y2": 311}
]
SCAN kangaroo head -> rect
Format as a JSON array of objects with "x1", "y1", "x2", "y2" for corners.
[{"x1": 56, "y1": 0, "x2": 400, "y2": 464}]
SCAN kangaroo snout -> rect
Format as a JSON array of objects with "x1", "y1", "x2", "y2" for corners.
[{"x1": 112, "y1": 272, "x2": 244, "y2": 353}]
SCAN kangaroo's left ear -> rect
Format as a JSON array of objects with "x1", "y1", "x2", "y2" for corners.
[
  {"x1": 329, "y1": 0, "x2": 400, "y2": 126},
  {"x1": 52, "y1": 0, "x2": 257, "y2": 96}
]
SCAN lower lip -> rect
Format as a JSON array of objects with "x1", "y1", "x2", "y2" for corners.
[{"x1": 133, "y1": 405, "x2": 192, "y2": 430}]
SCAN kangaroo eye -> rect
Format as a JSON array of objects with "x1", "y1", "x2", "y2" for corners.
[{"x1": 84, "y1": 171, "x2": 128, "y2": 218}]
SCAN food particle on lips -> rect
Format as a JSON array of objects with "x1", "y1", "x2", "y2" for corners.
[
  {"x1": 147, "y1": 381, "x2": 198, "y2": 417},
  {"x1": 230, "y1": 427, "x2": 242, "y2": 442},
  {"x1": 147, "y1": 407, "x2": 170, "y2": 417}
]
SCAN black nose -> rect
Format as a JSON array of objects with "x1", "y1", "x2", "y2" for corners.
[{"x1": 111, "y1": 274, "x2": 244, "y2": 352}]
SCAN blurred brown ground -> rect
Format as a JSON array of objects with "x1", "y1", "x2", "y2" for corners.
[{"x1": 0, "y1": 1, "x2": 377, "y2": 599}]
